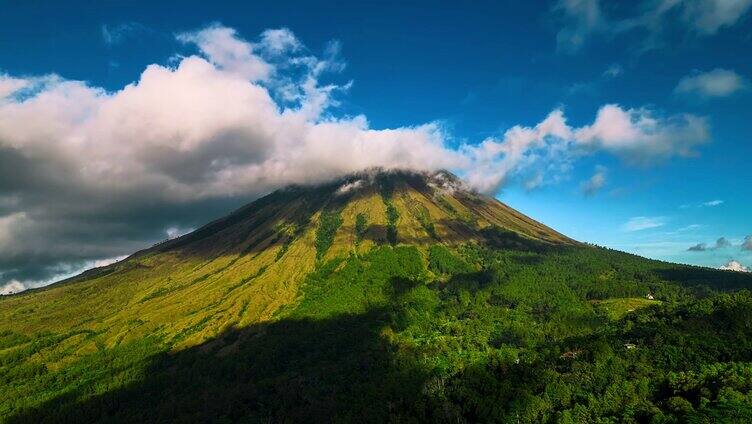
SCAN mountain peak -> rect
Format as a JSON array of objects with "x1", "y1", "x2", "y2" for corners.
[{"x1": 152, "y1": 167, "x2": 571, "y2": 260}]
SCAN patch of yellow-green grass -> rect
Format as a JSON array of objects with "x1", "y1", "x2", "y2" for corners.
[{"x1": 591, "y1": 297, "x2": 662, "y2": 321}]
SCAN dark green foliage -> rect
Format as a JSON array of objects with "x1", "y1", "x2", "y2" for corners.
[
  {"x1": 378, "y1": 176, "x2": 399, "y2": 242},
  {"x1": 385, "y1": 202, "x2": 399, "y2": 246},
  {"x1": 6, "y1": 242, "x2": 752, "y2": 422},
  {"x1": 315, "y1": 210, "x2": 343, "y2": 260},
  {"x1": 355, "y1": 213, "x2": 368, "y2": 245},
  {"x1": 427, "y1": 245, "x2": 472, "y2": 275},
  {"x1": 415, "y1": 205, "x2": 438, "y2": 239},
  {"x1": 436, "y1": 196, "x2": 456, "y2": 214},
  {"x1": 0, "y1": 331, "x2": 30, "y2": 350}
]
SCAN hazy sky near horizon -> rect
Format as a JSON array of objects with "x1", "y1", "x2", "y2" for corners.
[{"x1": 1, "y1": 0, "x2": 751, "y2": 293}]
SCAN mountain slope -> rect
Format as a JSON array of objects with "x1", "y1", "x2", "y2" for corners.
[
  {"x1": 1, "y1": 170, "x2": 571, "y2": 347},
  {"x1": 3, "y1": 169, "x2": 752, "y2": 423}
]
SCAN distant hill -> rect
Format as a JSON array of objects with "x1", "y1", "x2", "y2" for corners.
[{"x1": 3, "y1": 169, "x2": 752, "y2": 423}]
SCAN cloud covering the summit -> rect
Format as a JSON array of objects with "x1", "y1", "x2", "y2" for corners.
[{"x1": 0, "y1": 24, "x2": 710, "y2": 290}]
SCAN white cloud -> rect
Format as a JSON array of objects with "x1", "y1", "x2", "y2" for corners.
[
  {"x1": 335, "y1": 179, "x2": 365, "y2": 196},
  {"x1": 554, "y1": 0, "x2": 752, "y2": 52},
  {"x1": 719, "y1": 260, "x2": 750, "y2": 272},
  {"x1": 682, "y1": 199, "x2": 725, "y2": 208},
  {"x1": 580, "y1": 165, "x2": 607, "y2": 195},
  {"x1": 0, "y1": 280, "x2": 24, "y2": 295},
  {"x1": 0, "y1": 254, "x2": 129, "y2": 295},
  {"x1": 683, "y1": 0, "x2": 752, "y2": 34},
  {"x1": 259, "y1": 28, "x2": 302, "y2": 54},
  {"x1": 675, "y1": 69, "x2": 748, "y2": 98},
  {"x1": 621, "y1": 216, "x2": 667, "y2": 232},
  {"x1": 0, "y1": 75, "x2": 29, "y2": 99},
  {"x1": 0, "y1": 24, "x2": 713, "y2": 288},
  {"x1": 176, "y1": 24, "x2": 273, "y2": 81},
  {"x1": 573, "y1": 104, "x2": 709, "y2": 164},
  {"x1": 463, "y1": 104, "x2": 708, "y2": 193},
  {"x1": 165, "y1": 227, "x2": 193, "y2": 239}
]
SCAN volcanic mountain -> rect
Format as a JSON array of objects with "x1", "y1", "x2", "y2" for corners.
[{"x1": 3, "y1": 169, "x2": 752, "y2": 423}]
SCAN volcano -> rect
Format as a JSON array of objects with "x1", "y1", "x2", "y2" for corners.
[{"x1": 3, "y1": 169, "x2": 752, "y2": 423}]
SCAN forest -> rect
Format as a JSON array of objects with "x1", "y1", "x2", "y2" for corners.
[{"x1": 4, "y1": 237, "x2": 752, "y2": 423}]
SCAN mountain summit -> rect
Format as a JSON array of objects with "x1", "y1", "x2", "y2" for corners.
[{"x1": 3, "y1": 169, "x2": 752, "y2": 422}]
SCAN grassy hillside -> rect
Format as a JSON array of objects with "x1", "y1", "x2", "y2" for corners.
[{"x1": 2, "y1": 170, "x2": 752, "y2": 423}]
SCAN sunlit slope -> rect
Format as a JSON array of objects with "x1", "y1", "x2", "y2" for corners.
[
  {"x1": 0, "y1": 170, "x2": 571, "y2": 351},
  {"x1": 5, "y1": 170, "x2": 752, "y2": 422}
]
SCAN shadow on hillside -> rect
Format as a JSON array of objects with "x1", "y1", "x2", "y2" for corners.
[
  {"x1": 656, "y1": 267, "x2": 752, "y2": 292},
  {"x1": 436, "y1": 270, "x2": 495, "y2": 295},
  {"x1": 355, "y1": 221, "x2": 479, "y2": 246},
  {"x1": 480, "y1": 227, "x2": 560, "y2": 253},
  {"x1": 6, "y1": 279, "x2": 444, "y2": 424}
]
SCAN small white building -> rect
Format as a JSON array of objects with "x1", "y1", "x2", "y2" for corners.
[{"x1": 646, "y1": 293, "x2": 654, "y2": 300}]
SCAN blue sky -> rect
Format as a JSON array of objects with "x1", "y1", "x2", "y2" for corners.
[{"x1": 0, "y1": 0, "x2": 751, "y2": 292}]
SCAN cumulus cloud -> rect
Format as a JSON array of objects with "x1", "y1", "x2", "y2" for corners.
[
  {"x1": 573, "y1": 105, "x2": 709, "y2": 164},
  {"x1": 0, "y1": 24, "x2": 712, "y2": 290},
  {"x1": 675, "y1": 69, "x2": 748, "y2": 98},
  {"x1": 743, "y1": 235, "x2": 752, "y2": 251},
  {"x1": 554, "y1": 0, "x2": 752, "y2": 53},
  {"x1": 621, "y1": 216, "x2": 666, "y2": 232},
  {"x1": 176, "y1": 24, "x2": 274, "y2": 82},
  {"x1": 719, "y1": 260, "x2": 750, "y2": 272},
  {"x1": 462, "y1": 104, "x2": 708, "y2": 193},
  {"x1": 580, "y1": 165, "x2": 607, "y2": 196}
]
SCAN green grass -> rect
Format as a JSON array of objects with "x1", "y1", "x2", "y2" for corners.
[{"x1": 591, "y1": 297, "x2": 662, "y2": 320}]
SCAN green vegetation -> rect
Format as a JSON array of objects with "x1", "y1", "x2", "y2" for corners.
[
  {"x1": 314, "y1": 210, "x2": 343, "y2": 260},
  {"x1": 385, "y1": 201, "x2": 399, "y2": 246},
  {"x1": 355, "y1": 213, "x2": 368, "y2": 245},
  {"x1": 427, "y1": 244, "x2": 472, "y2": 275},
  {"x1": 415, "y1": 204, "x2": 438, "y2": 239},
  {"x1": 591, "y1": 297, "x2": 661, "y2": 320},
  {"x1": 2, "y1": 170, "x2": 752, "y2": 422}
]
